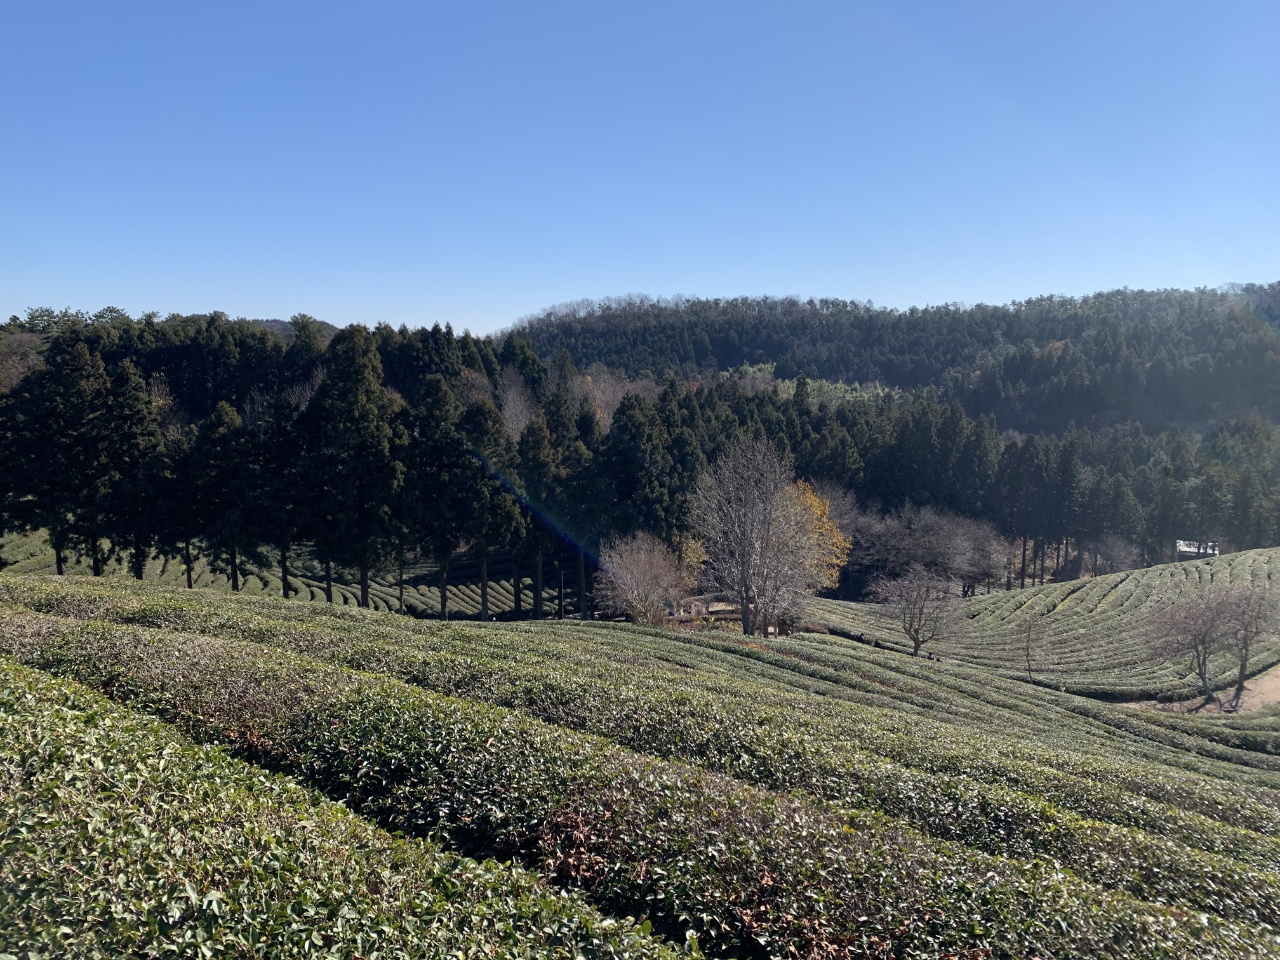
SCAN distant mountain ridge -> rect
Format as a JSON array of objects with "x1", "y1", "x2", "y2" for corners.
[
  {"x1": 249, "y1": 316, "x2": 340, "y2": 344},
  {"x1": 509, "y1": 283, "x2": 1280, "y2": 432}
]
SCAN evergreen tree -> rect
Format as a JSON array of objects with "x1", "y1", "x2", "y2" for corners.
[
  {"x1": 154, "y1": 417, "x2": 202, "y2": 589},
  {"x1": 517, "y1": 411, "x2": 563, "y2": 618},
  {"x1": 250, "y1": 392, "x2": 310, "y2": 598},
  {"x1": 460, "y1": 397, "x2": 527, "y2": 620},
  {"x1": 304, "y1": 327, "x2": 405, "y2": 608},
  {"x1": 7, "y1": 343, "x2": 115, "y2": 574},
  {"x1": 599, "y1": 394, "x2": 674, "y2": 538},
  {"x1": 1227, "y1": 468, "x2": 1267, "y2": 550},
  {"x1": 103, "y1": 360, "x2": 168, "y2": 578},
  {"x1": 193, "y1": 402, "x2": 260, "y2": 591},
  {"x1": 499, "y1": 335, "x2": 549, "y2": 402},
  {"x1": 401, "y1": 376, "x2": 474, "y2": 620}
]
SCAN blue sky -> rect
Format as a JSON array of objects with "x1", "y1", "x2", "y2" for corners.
[{"x1": 2, "y1": 1, "x2": 1276, "y2": 334}]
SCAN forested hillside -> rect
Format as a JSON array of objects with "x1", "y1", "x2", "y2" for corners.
[
  {"x1": 7, "y1": 300, "x2": 1280, "y2": 957},
  {"x1": 514, "y1": 284, "x2": 1280, "y2": 433},
  {"x1": 3, "y1": 289, "x2": 1280, "y2": 621}
]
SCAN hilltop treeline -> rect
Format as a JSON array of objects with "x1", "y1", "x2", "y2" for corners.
[
  {"x1": 1, "y1": 307, "x2": 1279, "y2": 609},
  {"x1": 514, "y1": 284, "x2": 1280, "y2": 433}
]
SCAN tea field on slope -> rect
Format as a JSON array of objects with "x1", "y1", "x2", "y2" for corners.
[
  {"x1": 809, "y1": 548, "x2": 1280, "y2": 701},
  {"x1": 0, "y1": 530, "x2": 564, "y2": 617},
  {"x1": 0, "y1": 659, "x2": 677, "y2": 959},
  {"x1": 3, "y1": 574, "x2": 1280, "y2": 958}
]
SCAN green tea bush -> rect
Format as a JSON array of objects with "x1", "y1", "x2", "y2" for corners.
[
  {"x1": 810, "y1": 549, "x2": 1280, "y2": 700},
  {"x1": 6, "y1": 578, "x2": 1280, "y2": 927},
  {"x1": 1, "y1": 616, "x2": 1277, "y2": 959},
  {"x1": 0, "y1": 660, "x2": 680, "y2": 960}
]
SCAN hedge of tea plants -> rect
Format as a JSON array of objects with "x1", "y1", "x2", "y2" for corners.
[
  {"x1": 5, "y1": 576, "x2": 1280, "y2": 926},
  {"x1": 2, "y1": 591, "x2": 1279, "y2": 958},
  {"x1": 0, "y1": 659, "x2": 680, "y2": 960},
  {"x1": 0, "y1": 529, "x2": 550, "y2": 617},
  {"x1": 809, "y1": 548, "x2": 1280, "y2": 700}
]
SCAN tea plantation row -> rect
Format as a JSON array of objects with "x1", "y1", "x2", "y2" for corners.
[
  {"x1": 2, "y1": 577, "x2": 1279, "y2": 957},
  {"x1": 0, "y1": 531, "x2": 550, "y2": 617},
  {"x1": 809, "y1": 548, "x2": 1280, "y2": 700},
  {"x1": 0, "y1": 659, "x2": 679, "y2": 959},
  {"x1": 5, "y1": 577, "x2": 1279, "y2": 888}
]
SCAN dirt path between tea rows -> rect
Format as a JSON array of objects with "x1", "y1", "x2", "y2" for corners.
[{"x1": 1134, "y1": 661, "x2": 1280, "y2": 715}]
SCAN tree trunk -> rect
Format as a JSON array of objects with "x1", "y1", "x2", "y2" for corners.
[
  {"x1": 398, "y1": 551, "x2": 405, "y2": 615},
  {"x1": 1019, "y1": 537, "x2": 1028, "y2": 589},
  {"x1": 54, "y1": 544, "x2": 65, "y2": 576},
  {"x1": 557, "y1": 567, "x2": 565, "y2": 620},
  {"x1": 280, "y1": 545, "x2": 291, "y2": 599},
  {"x1": 513, "y1": 554, "x2": 522, "y2": 617},
  {"x1": 1236, "y1": 658, "x2": 1249, "y2": 706},
  {"x1": 325, "y1": 559, "x2": 333, "y2": 603},
  {"x1": 131, "y1": 539, "x2": 146, "y2": 580},
  {"x1": 91, "y1": 538, "x2": 102, "y2": 577},
  {"x1": 532, "y1": 546, "x2": 544, "y2": 619},
  {"x1": 439, "y1": 560, "x2": 449, "y2": 621},
  {"x1": 741, "y1": 592, "x2": 752, "y2": 636},
  {"x1": 359, "y1": 556, "x2": 370, "y2": 608},
  {"x1": 480, "y1": 550, "x2": 490, "y2": 621},
  {"x1": 183, "y1": 540, "x2": 194, "y2": 589},
  {"x1": 229, "y1": 544, "x2": 240, "y2": 592},
  {"x1": 576, "y1": 548, "x2": 587, "y2": 619},
  {"x1": 1196, "y1": 648, "x2": 1213, "y2": 702}
]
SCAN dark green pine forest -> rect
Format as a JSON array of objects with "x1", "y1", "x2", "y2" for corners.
[{"x1": 2, "y1": 282, "x2": 1279, "y2": 614}]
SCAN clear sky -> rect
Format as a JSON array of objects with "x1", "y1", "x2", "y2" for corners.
[{"x1": 2, "y1": 1, "x2": 1277, "y2": 334}]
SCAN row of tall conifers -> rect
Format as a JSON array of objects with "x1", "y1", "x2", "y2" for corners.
[{"x1": 1, "y1": 308, "x2": 1278, "y2": 614}]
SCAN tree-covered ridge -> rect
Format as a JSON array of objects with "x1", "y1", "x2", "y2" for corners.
[
  {"x1": 512, "y1": 283, "x2": 1280, "y2": 432},
  {"x1": 5, "y1": 303, "x2": 1280, "y2": 619}
]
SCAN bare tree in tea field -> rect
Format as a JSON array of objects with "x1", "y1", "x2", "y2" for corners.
[
  {"x1": 595, "y1": 532, "x2": 691, "y2": 625},
  {"x1": 692, "y1": 438, "x2": 850, "y2": 636},
  {"x1": 869, "y1": 565, "x2": 958, "y2": 657},
  {"x1": 1155, "y1": 591, "x2": 1231, "y2": 705},
  {"x1": 1223, "y1": 583, "x2": 1278, "y2": 707}
]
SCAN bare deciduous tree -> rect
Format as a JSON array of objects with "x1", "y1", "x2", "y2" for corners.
[
  {"x1": 691, "y1": 438, "x2": 795, "y2": 636},
  {"x1": 0, "y1": 331, "x2": 44, "y2": 393},
  {"x1": 595, "y1": 532, "x2": 691, "y2": 625},
  {"x1": 692, "y1": 439, "x2": 850, "y2": 636},
  {"x1": 497, "y1": 365, "x2": 536, "y2": 441},
  {"x1": 809, "y1": 479, "x2": 858, "y2": 538},
  {"x1": 1154, "y1": 584, "x2": 1277, "y2": 708},
  {"x1": 1222, "y1": 583, "x2": 1278, "y2": 707},
  {"x1": 845, "y1": 503, "x2": 1012, "y2": 598},
  {"x1": 581, "y1": 363, "x2": 633, "y2": 431},
  {"x1": 869, "y1": 564, "x2": 958, "y2": 657},
  {"x1": 1094, "y1": 534, "x2": 1140, "y2": 577},
  {"x1": 453, "y1": 367, "x2": 495, "y2": 409},
  {"x1": 1155, "y1": 593, "x2": 1230, "y2": 704}
]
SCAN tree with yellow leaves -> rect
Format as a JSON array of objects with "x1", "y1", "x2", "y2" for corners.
[{"x1": 793, "y1": 481, "x2": 852, "y2": 591}]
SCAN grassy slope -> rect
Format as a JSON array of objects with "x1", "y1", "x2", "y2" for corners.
[
  {"x1": 3, "y1": 574, "x2": 1280, "y2": 957},
  {"x1": 808, "y1": 548, "x2": 1280, "y2": 701},
  {"x1": 0, "y1": 530, "x2": 559, "y2": 618},
  {"x1": 0, "y1": 659, "x2": 676, "y2": 960}
]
